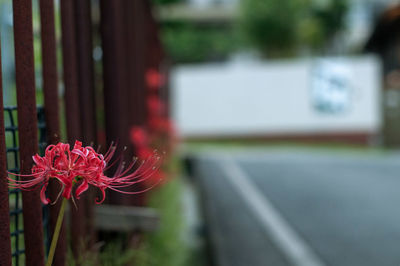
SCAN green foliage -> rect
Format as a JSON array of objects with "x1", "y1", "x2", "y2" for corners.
[
  {"x1": 66, "y1": 175, "x2": 188, "y2": 266},
  {"x1": 66, "y1": 240, "x2": 137, "y2": 266},
  {"x1": 151, "y1": 0, "x2": 184, "y2": 5},
  {"x1": 66, "y1": 156, "x2": 191, "y2": 266},
  {"x1": 298, "y1": 0, "x2": 348, "y2": 50},
  {"x1": 312, "y1": 0, "x2": 348, "y2": 36},
  {"x1": 134, "y1": 176, "x2": 188, "y2": 266},
  {"x1": 239, "y1": 0, "x2": 349, "y2": 57},
  {"x1": 239, "y1": 0, "x2": 302, "y2": 57},
  {"x1": 162, "y1": 22, "x2": 239, "y2": 63}
]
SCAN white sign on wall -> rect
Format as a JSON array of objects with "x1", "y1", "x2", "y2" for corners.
[
  {"x1": 172, "y1": 56, "x2": 381, "y2": 138},
  {"x1": 311, "y1": 60, "x2": 353, "y2": 114}
]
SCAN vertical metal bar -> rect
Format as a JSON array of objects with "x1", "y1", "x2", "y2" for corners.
[
  {"x1": 39, "y1": 0, "x2": 66, "y2": 265},
  {"x1": 132, "y1": 0, "x2": 147, "y2": 127},
  {"x1": 100, "y1": 0, "x2": 131, "y2": 205},
  {"x1": 60, "y1": 1, "x2": 81, "y2": 141},
  {"x1": 0, "y1": 35, "x2": 12, "y2": 266},
  {"x1": 144, "y1": 0, "x2": 162, "y2": 73},
  {"x1": 124, "y1": 0, "x2": 138, "y2": 125},
  {"x1": 144, "y1": 1, "x2": 170, "y2": 123},
  {"x1": 12, "y1": 0, "x2": 45, "y2": 265},
  {"x1": 74, "y1": 0, "x2": 97, "y2": 145},
  {"x1": 125, "y1": 0, "x2": 147, "y2": 206},
  {"x1": 60, "y1": 0, "x2": 86, "y2": 259},
  {"x1": 143, "y1": 0, "x2": 164, "y2": 121},
  {"x1": 99, "y1": 0, "x2": 126, "y2": 147},
  {"x1": 161, "y1": 60, "x2": 171, "y2": 118},
  {"x1": 73, "y1": 0, "x2": 96, "y2": 243},
  {"x1": 40, "y1": 0, "x2": 60, "y2": 144}
]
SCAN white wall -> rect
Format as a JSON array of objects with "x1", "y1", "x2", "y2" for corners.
[{"x1": 172, "y1": 56, "x2": 382, "y2": 138}]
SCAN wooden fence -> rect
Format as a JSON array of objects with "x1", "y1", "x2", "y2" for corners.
[{"x1": 0, "y1": 0, "x2": 168, "y2": 265}]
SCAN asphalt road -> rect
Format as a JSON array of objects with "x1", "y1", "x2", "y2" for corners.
[{"x1": 192, "y1": 149, "x2": 400, "y2": 266}]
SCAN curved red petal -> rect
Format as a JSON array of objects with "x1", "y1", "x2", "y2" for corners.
[
  {"x1": 73, "y1": 140, "x2": 82, "y2": 150},
  {"x1": 32, "y1": 154, "x2": 43, "y2": 165},
  {"x1": 40, "y1": 183, "x2": 50, "y2": 205},
  {"x1": 75, "y1": 180, "x2": 89, "y2": 199},
  {"x1": 95, "y1": 187, "x2": 106, "y2": 204}
]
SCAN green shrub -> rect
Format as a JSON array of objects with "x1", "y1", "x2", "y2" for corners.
[
  {"x1": 239, "y1": 0, "x2": 349, "y2": 57},
  {"x1": 134, "y1": 177, "x2": 188, "y2": 266},
  {"x1": 161, "y1": 22, "x2": 239, "y2": 63}
]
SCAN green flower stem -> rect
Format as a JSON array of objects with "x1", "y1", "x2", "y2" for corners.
[{"x1": 46, "y1": 198, "x2": 67, "y2": 266}]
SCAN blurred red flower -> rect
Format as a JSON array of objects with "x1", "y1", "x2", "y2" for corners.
[
  {"x1": 146, "y1": 68, "x2": 165, "y2": 90},
  {"x1": 130, "y1": 127, "x2": 154, "y2": 159},
  {"x1": 147, "y1": 95, "x2": 165, "y2": 116}
]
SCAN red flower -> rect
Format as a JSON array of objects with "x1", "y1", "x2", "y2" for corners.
[
  {"x1": 146, "y1": 68, "x2": 165, "y2": 90},
  {"x1": 147, "y1": 95, "x2": 165, "y2": 117},
  {"x1": 130, "y1": 127, "x2": 148, "y2": 147},
  {"x1": 8, "y1": 141, "x2": 161, "y2": 204},
  {"x1": 129, "y1": 127, "x2": 154, "y2": 159}
]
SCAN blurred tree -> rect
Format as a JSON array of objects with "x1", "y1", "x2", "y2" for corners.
[
  {"x1": 153, "y1": 0, "x2": 239, "y2": 63},
  {"x1": 239, "y1": 0, "x2": 302, "y2": 57},
  {"x1": 239, "y1": 0, "x2": 349, "y2": 57},
  {"x1": 299, "y1": 0, "x2": 349, "y2": 51},
  {"x1": 152, "y1": 0, "x2": 184, "y2": 5},
  {"x1": 161, "y1": 22, "x2": 239, "y2": 63}
]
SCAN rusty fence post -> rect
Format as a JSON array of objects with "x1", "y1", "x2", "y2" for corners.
[
  {"x1": 144, "y1": 0, "x2": 163, "y2": 73},
  {"x1": 73, "y1": 0, "x2": 97, "y2": 244},
  {"x1": 74, "y1": 0, "x2": 97, "y2": 145},
  {"x1": 99, "y1": 0, "x2": 127, "y2": 149},
  {"x1": 60, "y1": 0, "x2": 86, "y2": 259},
  {"x1": 100, "y1": 0, "x2": 132, "y2": 205},
  {"x1": 12, "y1": 0, "x2": 45, "y2": 265},
  {"x1": 39, "y1": 0, "x2": 66, "y2": 265},
  {"x1": 130, "y1": 0, "x2": 147, "y2": 128},
  {"x1": 125, "y1": 0, "x2": 148, "y2": 206},
  {"x1": 60, "y1": 1, "x2": 81, "y2": 142},
  {"x1": 144, "y1": 0, "x2": 164, "y2": 119},
  {"x1": 161, "y1": 60, "x2": 171, "y2": 119},
  {"x1": 0, "y1": 34, "x2": 12, "y2": 266}
]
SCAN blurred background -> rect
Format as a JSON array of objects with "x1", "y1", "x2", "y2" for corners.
[
  {"x1": 3, "y1": 0, "x2": 400, "y2": 265},
  {"x1": 160, "y1": 0, "x2": 400, "y2": 265},
  {"x1": 164, "y1": 0, "x2": 383, "y2": 144}
]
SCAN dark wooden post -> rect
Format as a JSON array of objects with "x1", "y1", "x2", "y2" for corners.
[
  {"x1": 60, "y1": 0, "x2": 86, "y2": 259},
  {"x1": 12, "y1": 0, "x2": 45, "y2": 265},
  {"x1": 0, "y1": 34, "x2": 12, "y2": 266},
  {"x1": 39, "y1": 0, "x2": 66, "y2": 265}
]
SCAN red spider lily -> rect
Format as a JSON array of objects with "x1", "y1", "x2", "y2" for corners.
[
  {"x1": 143, "y1": 166, "x2": 166, "y2": 187},
  {"x1": 130, "y1": 126, "x2": 149, "y2": 147},
  {"x1": 130, "y1": 127, "x2": 154, "y2": 159},
  {"x1": 148, "y1": 116, "x2": 174, "y2": 134},
  {"x1": 146, "y1": 68, "x2": 165, "y2": 91},
  {"x1": 8, "y1": 141, "x2": 162, "y2": 205},
  {"x1": 147, "y1": 95, "x2": 165, "y2": 116},
  {"x1": 129, "y1": 126, "x2": 168, "y2": 187}
]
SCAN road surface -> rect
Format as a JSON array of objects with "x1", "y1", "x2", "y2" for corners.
[{"x1": 192, "y1": 148, "x2": 400, "y2": 266}]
